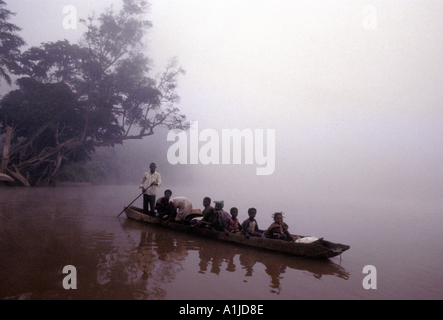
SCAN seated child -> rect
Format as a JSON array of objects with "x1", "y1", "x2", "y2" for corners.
[
  {"x1": 155, "y1": 189, "x2": 172, "y2": 218},
  {"x1": 226, "y1": 207, "x2": 239, "y2": 233},
  {"x1": 241, "y1": 208, "x2": 264, "y2": 238},
  {"x1": 155, "y1": 196, "x2": 175, "y2": 220},
  {"x1": 264, "y1": 212, "x2": 297, "y2": 241},
  {"x1": 212, "y1": 200, "x2": 231, "y2": 232},
  {"x1": 192, "y1": 197, "x2": 215, "y2": 228}
]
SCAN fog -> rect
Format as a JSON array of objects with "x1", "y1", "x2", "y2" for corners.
[{"x1": 4, "y1": 0, "x2": 443, "y2": 217}]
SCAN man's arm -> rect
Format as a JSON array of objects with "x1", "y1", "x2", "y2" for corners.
[{"x1": 156, "y1": 173, "x2": 162, "y2": 188}]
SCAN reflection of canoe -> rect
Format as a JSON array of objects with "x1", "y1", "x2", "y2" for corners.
[{"x1": 124, "y1": 206, "x2": 350, "y2": 259}]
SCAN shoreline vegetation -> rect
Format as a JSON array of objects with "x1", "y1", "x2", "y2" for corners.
[
  {"x1": 0, "y1": 0, "x2": 188, "y2": 188},
  {"x1": 55, "y1": 182, "x2": 92, "y2": 187}
]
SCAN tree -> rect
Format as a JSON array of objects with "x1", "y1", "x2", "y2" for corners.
[
  {"x1": 0, "y1": 0, "x2": 25, "y2": 86},
  {"x1": 0, "y1": 78, "x2": 88, "y2": 185},
  {"x1": 0, "y1": 0, "x2": 189, "y2": 186}
]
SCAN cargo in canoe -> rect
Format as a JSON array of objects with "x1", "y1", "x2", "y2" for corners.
[{"x1": 124, "y1": 206, "x2": 350, "y2": 259}]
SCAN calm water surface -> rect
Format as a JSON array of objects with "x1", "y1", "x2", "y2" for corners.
[{"x1": 1, "y1": 185, "x2": 442, "y2": 300}]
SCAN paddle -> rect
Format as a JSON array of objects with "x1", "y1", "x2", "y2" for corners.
[{"x1": 117, "y1": 192, "x2": 144, "y2": 217}]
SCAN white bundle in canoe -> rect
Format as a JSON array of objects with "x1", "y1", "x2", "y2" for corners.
[{"x1": 295, "y1": 237, "x2": 320, "y2": 244}]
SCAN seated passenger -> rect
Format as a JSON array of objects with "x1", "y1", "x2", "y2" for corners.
[
  {"x1": 212, "y1": 200, "x2": 231, "y2": 232},
  {"x1": 155, "y1": 189, "x2": 172, "y2": 217},
  {"x1": 241, "y1": 208, "x2": 264, "y2": 238},
  {"x1": 264, "y1": 212, "x2": 298, "y2": 241},
  {"x1": 155, "y1": 196, "x2": 175, "y2": 220},
  {"x1": 226, "y1": 207, "x2": 239, "y2": 233},
  {"x1": 192, "y1": 197, "x2": 215, "y2": 228}
]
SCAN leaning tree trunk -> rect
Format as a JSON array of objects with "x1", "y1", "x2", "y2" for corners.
[
  {"x1": 1, "y1": 126, "x2": 30, "y2": 186},
  {"x1": 1, "y1": 125, "x2": 13, "y2": 173},
  {"x1": 5, "y1": 164, "x2": 30, "y2": 187}
]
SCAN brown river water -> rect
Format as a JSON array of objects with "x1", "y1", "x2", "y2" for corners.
[{"x1": 1, "y1": 185, "x2": 442, "y2": 300}]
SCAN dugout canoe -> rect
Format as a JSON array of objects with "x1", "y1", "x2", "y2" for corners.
[{"x1": 124, "y1": 206, "x2": 350, "y2": 259}]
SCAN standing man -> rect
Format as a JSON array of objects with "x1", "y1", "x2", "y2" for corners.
[{"x1": 139, "y1": 163, "x2": 162, "y2": 216}]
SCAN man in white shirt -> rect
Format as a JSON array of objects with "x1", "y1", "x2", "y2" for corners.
[
  {"x1": 139, "y1": 163, "x2": 162, "y2": 216},
  {"x1": 169, "y1": 196, "x2": 193, "y2": 222}
]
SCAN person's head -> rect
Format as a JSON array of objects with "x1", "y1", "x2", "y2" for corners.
[
  {"x1": 203, "y1": 197, "x2": 211, "y2": 207},
  {"x1": 164, "y1": 189, "x2": 172, "y2": 198},
  {"x1": 273, "y1": 212, "x2": 284, "y2": 225},
  {"x1": 149, "y1": 163, "x2": 156, "y2": 173},
  {"x1": 160, "y1": 197, "x2": 169, "y2": 206},
  {"x1": 214, "y1": 200, "x2": 224, "y2": 211},
  {"x1": 248, "y1": 208, "x2": 257, "y2": 220},
  {"x1": 157, "y1": 196, "x2": 171, "y2": 213},
  {"x1": 230, "y1": 207, "x2": 238, "y2": 219}
]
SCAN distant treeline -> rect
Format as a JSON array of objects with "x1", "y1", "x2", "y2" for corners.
[{"x1": 57, "y1": 143, "x2": 148, "y2": 185}]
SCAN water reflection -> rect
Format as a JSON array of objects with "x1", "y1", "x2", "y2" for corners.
[
  {"x1": 1, "y1": 186, "x2": 349, "y2": 300},
  {"x1": 121, "y1": 218, "x2": 350, "y2": 297},
  {"x1": 94, "y1": 239, "x2": 173, "y2": 300},
  {"x1": 239, "y1": 248, "x2": 349, "y2": 295},
  {"x1": 99, "y1": 220, "x2": 193, "y2": 300},
  {"x1": 0, "y1": 207, "x2": 113, "y2": 299}
]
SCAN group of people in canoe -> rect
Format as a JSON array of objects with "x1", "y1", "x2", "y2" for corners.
[
  {"x1": 193, "y1": 197, "x2": 300, "y2": 242},
  {"x1": 139, "y1": 163, "x2": 300, "y2": 242}
]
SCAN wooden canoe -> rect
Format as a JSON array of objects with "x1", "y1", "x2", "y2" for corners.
[{"x1": 124, "y1": 206, "x2": 350, "y2": 259}]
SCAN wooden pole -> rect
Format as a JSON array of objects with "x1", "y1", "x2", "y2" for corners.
[{"x1": 117, "y1": 192, "x2": 144, "y2": 217}]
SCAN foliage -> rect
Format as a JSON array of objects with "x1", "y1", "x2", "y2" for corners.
[
  {"x1": 0, "y1": 0, "x2": 26, "y2": 86},
  {"x1": 56, "y1": 160, "x2": 108, "y2": 185},
  {"x1": 0, "y1": 0, "x2": 189, "y2": 186}
]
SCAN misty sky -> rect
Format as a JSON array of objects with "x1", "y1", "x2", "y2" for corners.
[{"x1": 4, "y1": 0, "x2": 443, "y2": 204}]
